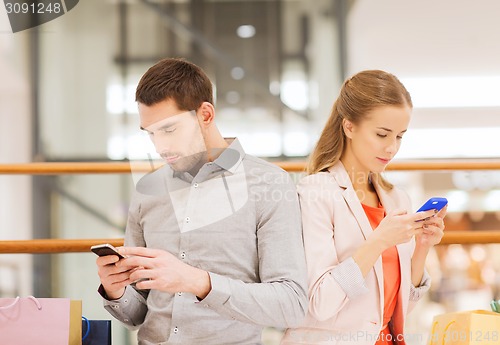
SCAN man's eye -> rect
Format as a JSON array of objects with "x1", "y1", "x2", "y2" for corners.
[{"x1": 161, "y1": 128, "x2": 176, "y2": 134}]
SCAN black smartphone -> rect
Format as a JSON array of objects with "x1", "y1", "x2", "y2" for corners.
[{"x1": 90, "y1": 243, "x2": 125, "y2": 259}]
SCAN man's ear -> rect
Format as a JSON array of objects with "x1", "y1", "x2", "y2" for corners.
[
  {"x1": 342, "y1": 119, "x2": 354, "y2": 139},
  {"x1": 197, "y1": 102, "x2": 215, "y2": 125}
]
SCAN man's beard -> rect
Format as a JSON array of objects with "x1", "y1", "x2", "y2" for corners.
[{"x1": 167, "y1": 151, "x2": 207, "y2": 176}]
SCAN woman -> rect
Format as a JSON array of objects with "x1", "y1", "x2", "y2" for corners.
[{"x1": 282, "y1": 70, "x2": 446, "y2": 345}]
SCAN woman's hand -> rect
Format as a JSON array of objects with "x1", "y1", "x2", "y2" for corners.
[
  {"x1": 371, "y1": 208, "x2": 436, "y2": 250},
  {"x1": 355, "y1": 208, "x2": 435, "y2": 278},
  {"x1": 415, "y1": 205, "x2": 447, "y2": 249}
]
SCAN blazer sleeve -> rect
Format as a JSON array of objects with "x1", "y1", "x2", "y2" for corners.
[{"x1": 298, "y1": 175, "x2": 369, "y2": 322}]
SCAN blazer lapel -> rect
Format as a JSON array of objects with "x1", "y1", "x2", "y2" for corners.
[
  {"x1": 342, "y1": 188, "x2": 374, "y2": 241},
  {"x1": 330, "y1": 163, "x2": 385, "y2": 320},
  {"x1": 373, "y1": 174, "x2": 414, "y2": 327},
  {"x1": 330, "y1": 162, "x2": 374, "y2": 241},
  {"x1": 371, "y1": 173, "x2": 397, "y2": 214},
  {"x1": 331, "y1": 164, "x2": 413, "y2": 322}
]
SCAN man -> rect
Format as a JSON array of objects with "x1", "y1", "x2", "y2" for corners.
[{"x1": 96, "y1": 58, "x2": 308, "y2": 344}]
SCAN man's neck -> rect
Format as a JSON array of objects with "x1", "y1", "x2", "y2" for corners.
[{"x1": 205, "y1": 137, "x2": 230, "y2": 162}]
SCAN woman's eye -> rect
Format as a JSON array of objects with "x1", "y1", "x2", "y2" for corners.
[
  {"x1": 397, "y1": 136, "x2": 403, "y2": 140},
  {"x1": 377, "y1": 134, "x2": 387, "y2": 138}
]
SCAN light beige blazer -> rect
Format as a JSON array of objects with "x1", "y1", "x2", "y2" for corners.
[{"x1": 281, "y1": 162, "x2": 430, "y2": 345}]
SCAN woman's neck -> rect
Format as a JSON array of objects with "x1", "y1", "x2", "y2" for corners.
[
  {"x1": 340, "y1": 157, "x2": 370, "y2": 190},
  {"x1": 340, "y1": 157, "x2": 378, "y2": 205}
]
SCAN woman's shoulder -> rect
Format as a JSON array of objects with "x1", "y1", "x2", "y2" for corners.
[
  {"x1": 298, "y1": 171, "x2": 338, "y2": 188},
  {"x1": 297, "y1": 172, "x2": 342, "y2": 202}
]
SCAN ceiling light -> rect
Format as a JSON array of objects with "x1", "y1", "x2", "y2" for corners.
[
  {"x1": 231, "y1": 67, "x2": 245, "y2": 80},
  {"x1": 400, "y1": 76, "x2": 500, "y2": 108},
  {"x1": 236, "y1": 25, "x2": 256, "y2": 38}
]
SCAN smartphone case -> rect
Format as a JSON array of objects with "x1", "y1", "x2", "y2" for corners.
[{"x1": 416, "y1": 197, "x2": 448, "y2": 212}]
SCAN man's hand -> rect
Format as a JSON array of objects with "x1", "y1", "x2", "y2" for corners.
[
  {"x1": 117, "y1": 247, "x2": 212, "y2": 299},
  {"x1": 96, "y1": 254, "x2": 136, "y2": 300}
]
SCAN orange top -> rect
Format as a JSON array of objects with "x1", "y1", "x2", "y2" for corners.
[{"x1": 362, "y1": 203, "x2": 401, "y2": 345}]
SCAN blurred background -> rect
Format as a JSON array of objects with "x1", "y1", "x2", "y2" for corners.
[{"x1": 1, "y1": 0, "x2": 500, "y2": 343}]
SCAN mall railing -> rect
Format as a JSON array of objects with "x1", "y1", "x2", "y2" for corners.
[{"x1": 1, "y1": 160, "x2": 500, "y2": 254}]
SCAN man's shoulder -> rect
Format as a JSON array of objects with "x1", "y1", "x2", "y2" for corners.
[
  {"x1": 242, "y1": 154, "x2": 288, "y2": 175},
  {"x1": 241, "y1": 154, "x2": 296, "y2": 189},
  {"x1": 134, "y1": 165, "x2": 170, "y2": 196}
]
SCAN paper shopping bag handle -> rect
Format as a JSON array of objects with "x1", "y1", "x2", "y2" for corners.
[{"x1": 0, "y1": 296, "x2": 42, "y2": 310}]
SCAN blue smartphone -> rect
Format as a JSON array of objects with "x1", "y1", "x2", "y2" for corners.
[{"x1": 416, "y1": 197, "x2": 448, "y2": 213}]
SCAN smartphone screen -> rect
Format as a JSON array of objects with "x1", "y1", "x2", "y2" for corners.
[{"x1": 90, "y1": 244, "x2": 125, "y2": 259}]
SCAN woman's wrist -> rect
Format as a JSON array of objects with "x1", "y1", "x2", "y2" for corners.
[
  {"x1": 414, "y1": 240, "x2": 432, "y2": 254},
  {"x1": 367, "y1": 233, "x2": 389, "y2": 253}
]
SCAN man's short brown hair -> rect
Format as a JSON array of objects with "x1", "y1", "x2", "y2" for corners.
[{"x1": 136, "y1": 58, "x2": 214, "y2": 111}]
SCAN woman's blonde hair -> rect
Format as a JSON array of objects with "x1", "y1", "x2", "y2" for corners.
[{"x1": 306, "y1": 70, "x2": 412, "y2": 190}]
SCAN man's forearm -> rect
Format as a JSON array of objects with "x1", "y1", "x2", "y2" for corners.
[
  {"x1": 184, "y1": 266, "x2": 212, "y2": 299},
  {"x1": 198, "y1": 273, "x2": 308, "y2": 328}
]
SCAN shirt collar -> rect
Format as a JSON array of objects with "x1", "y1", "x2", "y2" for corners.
[
  {"x1": 213, "y1": 138, "x2": 245, "y2": 174},
  {"x1": 172, "y1": 137, "x2": 245, "y2": 182}
]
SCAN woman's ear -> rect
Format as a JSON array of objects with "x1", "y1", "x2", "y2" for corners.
[{"x1": 342, "y1": 119, "x2": 354, "y2": 139}]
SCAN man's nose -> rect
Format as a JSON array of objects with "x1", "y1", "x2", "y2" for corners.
[{"x1": 151, "y1": 133, "x2": 170, "y2": 153}]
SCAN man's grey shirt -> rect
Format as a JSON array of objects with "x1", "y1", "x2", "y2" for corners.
[{"x1": 101, "y1": 139, "x2": 308, "y2": 344}]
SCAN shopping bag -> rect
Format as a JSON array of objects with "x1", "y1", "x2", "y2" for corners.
[
  {"x1": 428, "y1": 309, "x2": 500, "y2": 345},
  {"x1": 0, "y1": 296, "x2": 82, "y2": 345},
  {"x1": 491, "y1": 300, "x2": 500, "y2": 313},
  {"x1": 82, "y1": 317, "x2": 111, "y2": 345}
]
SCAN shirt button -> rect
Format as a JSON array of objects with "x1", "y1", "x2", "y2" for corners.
[
  {"x1": 173, "y1": 327, "x2": 179, "y2": 334},
  {"x1": 193, "y1": 183, "x2": 199, "y2": 188},
  {"x1": 185, "y1": 217, "x2": 190, "y2": 223},
  {"x1": 180, "y1": 252, "x2": 186, "y2": 259}
]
